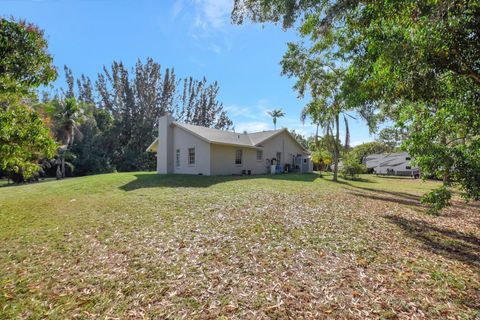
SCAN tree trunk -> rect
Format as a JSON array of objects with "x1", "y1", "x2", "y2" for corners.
[
  {"x1": 61, "y1": 154, "x2": 65, "y2": 179},
  {"x1": 333, "y1": 112, "x2": 340, "y2": 182},
  {"x1": 56, "y1": 163, "x2": 62, "y2": 180}
]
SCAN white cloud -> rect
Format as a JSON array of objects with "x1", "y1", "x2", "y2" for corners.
[
  {"x1": 234, "y1": 121, "x2": 271, "y2": 133},
  {"x1": 172, "y1": 0, "x2": 184, "y2": 18},
  {"x1": 194, "y1": 0, "x2": 232, "y2": 29},
  {"x1": 171, "y1": 0, "x2": 234, "y2": 55},
  {"x1": 224, "y1": 100, "x2": 319, "y2": 137},
  {"x1": 224, "y1": 105, "x2": 253, "y2": 117}
]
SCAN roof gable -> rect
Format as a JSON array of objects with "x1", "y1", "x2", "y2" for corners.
[
  {"x1": 253, "y1": 128, "x2": 309, "y2": 153},
  {"x1": 174, "y1": 122, "x2": 255, "y2": 147}
]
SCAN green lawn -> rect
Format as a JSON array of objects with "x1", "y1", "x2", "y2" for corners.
[{"x1": 0, "y1": 172, "x2": 479, "y2": 319}]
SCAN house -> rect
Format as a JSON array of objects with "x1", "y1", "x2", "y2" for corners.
[
  {"x1": 364, "y1": 152, "x2": 419, "y2": 177},
  {"x1": 146, "y1": 114, "x2": 312, "y2": 175}
]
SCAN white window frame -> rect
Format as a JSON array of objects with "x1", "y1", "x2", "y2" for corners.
[
  {"x1": 175, "y1": 149, "x2": 180, "y2": 167},
  {"x1": 188, "y1": 147, "x2": 195, "y2": 166},
  {"x1": 256, "y1": 149, "x2": 263, "y2": 161},
  {"x1": 235, "y1": 149, "x2": 243, "y2": 165}
]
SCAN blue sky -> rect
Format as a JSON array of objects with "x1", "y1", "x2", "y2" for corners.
[{"x1": 2, "y1": 0, "x2": 375, "y2": 145}]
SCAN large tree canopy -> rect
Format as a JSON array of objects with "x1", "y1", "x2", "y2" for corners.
[
  {"x1": 0, "y1": 18, "x2": 56, "y2": 98},
  {"x1": 233, "y1": 0, "x2": 480, "y2": 211},
  {"x1": 0, "y1": 18, "x2": 57, "y2": 180}
]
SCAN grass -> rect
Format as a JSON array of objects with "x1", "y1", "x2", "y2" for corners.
[{"x1": 0, "y1": 172, "x2": 479, "y2": 319}]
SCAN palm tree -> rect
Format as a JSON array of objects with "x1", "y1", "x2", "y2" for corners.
[
  {"x1": 50, "y1": 97, "x2": 84, "y2": 179},
  {"x1": 268, "y1": 109, "x2": 285, "y2": 130},
  {"x1": 301, "y1": 100, "x2": 353, "y2": 181}
]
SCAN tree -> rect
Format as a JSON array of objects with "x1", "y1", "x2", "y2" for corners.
[
  {"x1": 232, "y1": 0, "x2": 480, "y2": 211},
  {"x1": 351, "y1": 142, "x2": 394, "y2": 164},
  {"x1": 0, "y1": 103, "x2": 57, "y2": 181},
  {"x1": 178, "y1": 77, "x2": 233, "y2": 130},
  {"x1": 290, "y1": 130, "x2": 308, "y2": 149},
  {"x1": 42, "y1": 97, "x2": 84, "y2": 178},
  {"x1": 0, "y1": 18, "x2": 56, "y2": 100},
  {"x1": 341, "y1": 153, "x2": 367, "y2": 180},
  {"x1": 311, "y1": 148, "x2": 332, "y2": 171},
  {"x1": 376, "y1": 128, "x2": 408, "y2": 150},
  {"x1": 267, "y1": 109, "x2": 285, "y2": 129},
  {"x1": 38, "y1": 58, "x2": 234, "y2": 176},
  {"x1": 0, "y1": 18, "x2": 57, "y2": 181},
  {"x1": 281, "y1": 39, "x2": 353, "y2": 181},
  {"x1": 95, "y1": 58, "x2": 233, "y2": 171}
]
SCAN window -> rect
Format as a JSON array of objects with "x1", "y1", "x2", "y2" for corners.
[
  {"x1": 256, "y1": 150, "x2": 263, "y2": 161},
  {"x1": 235, "y1": 149, "x2": 243, "y2": 165},
  {"x1": 276, "y1": 152, "x2": 281, "y2": 164},
  {"x1": 406, "y1": 166, "x2": 411, "y2": 169},
  {"x1": 188, "y1": 148, "x2": 195, "y2": 165},
  {"x1": 406, "y1": 157, "x2": 411, "y2": 160},
  {"x1": 175, "y1": 149, "x2": 180, "y2": 167}
]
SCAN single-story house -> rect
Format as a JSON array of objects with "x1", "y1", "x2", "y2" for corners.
[
  {"x1": 364, "y1": 152, "x2": 419, "y2": 177},
  {"x1": 147, "y1": 114, "x2": 312, "y2": 175}
]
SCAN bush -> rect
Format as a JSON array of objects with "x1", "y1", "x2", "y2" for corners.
[
  {"x1": 420, "y1": 186, "x2": 452, "y2": 215},
  {"x1": 340, "y1": 154, "x2": 366, "y2": 180},
  {"x1": 311, "y1": 149, "x2": 332, "y2": 171}
]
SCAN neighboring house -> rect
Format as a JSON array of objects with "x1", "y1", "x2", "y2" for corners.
[
  {"x1": 147, "y1": 114, "x2": 312, "y2": 175},
  {"x1": 364, "y1": 152, "x2": 419, "y2": 177}
]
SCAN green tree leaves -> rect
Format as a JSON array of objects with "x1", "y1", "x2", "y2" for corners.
[
  {"x1": 0, "y1": 18, "x2": 57, "y2": 181},
  {"x1": 0, "y1": 18, "x2": 56, "y2": 97},
  {"x1": 0, "y1": 103, "x2": 56, "y2": 179},
  {"x1": 233, "y1": 0, "x2": 480, "y2": 212}
]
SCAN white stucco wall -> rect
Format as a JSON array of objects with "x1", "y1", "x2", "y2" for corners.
[
  {"x1": 261, "y1": 131, "x2": 309, "y2": 167},
  {"x1": 157, "y1": 126, "x2": 311, "y2": 175},
  {"x1": 157, "y1": 115, "x2": 174, "y2": 174},
  {"x1": 172, "y1": 126, "x2": 211, "y2": 175},
  {"x1": 209, "y1": 131, "x2": 311, "y2": 175},
  {"x1": 210, "y1": 145, "x2": 267, "y2": 175}
]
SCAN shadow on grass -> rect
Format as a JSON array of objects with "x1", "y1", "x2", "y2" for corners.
[
  {"x1": 344, "y1": 184, "x2": 425, "y2": 207},
  {"x1": 119, "y1": 172, "x2": 320, "y2": 191},
  {"x1": 385, "y1": 216, "x2": 480, "y2": 269},
  {"x1": 332, "y1": 177, "x2": 377, "y2": 185},
  {"x1": 349, "y1": 191, "x2": 423, "y2": 207},
  {"x1": 0, "y1": 177, "x2": 58, "y2": 188},
  {"x1": 374, "y1": 175, "x2": 419, "y2": 180}
]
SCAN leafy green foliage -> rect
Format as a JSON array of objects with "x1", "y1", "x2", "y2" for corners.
[
  {"x1": 290, "y1": 130, "x2": 308, "y2": 149},
  {"x1": 232, "y1": 0, "x2": 480, "y2": 211},
  {"x1": 310, "y1": 148, "x2": 332, "y2": 171},
  {"x1": 0, "y1": 18, "x2": 56, "y2": 97},
  {"x1": 0, "y1": 103, "x2": 56, "y2": 179},
  {"x1": 281, "y1": 41, "x2": 351, "y2": 181},
  {"x1": 0, "y1": 18, "x2": 57, "y2": 181},
  {"x1": 340, "y1": 154, "x2": 366, "y2": 180},
  {"x1": 377, "y1": 128, "x2": 408, "y2": 149},
  {"x1": 351, "y1": 142, "x2": 394, "y2": 164},
  {"x1": 421, "y1": 186, "x2": 452, "y2": 215}
]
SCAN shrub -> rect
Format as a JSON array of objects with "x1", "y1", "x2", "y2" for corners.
[
  {"x1": 341, "y1": 154, "x2": 366, "y2": 180},
  {"x1": 420, "y1": 186, "x2": 452, "y2": 215},
  {"x1": 311, "y1": 149, "x2": 332, "y2": 171}
]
